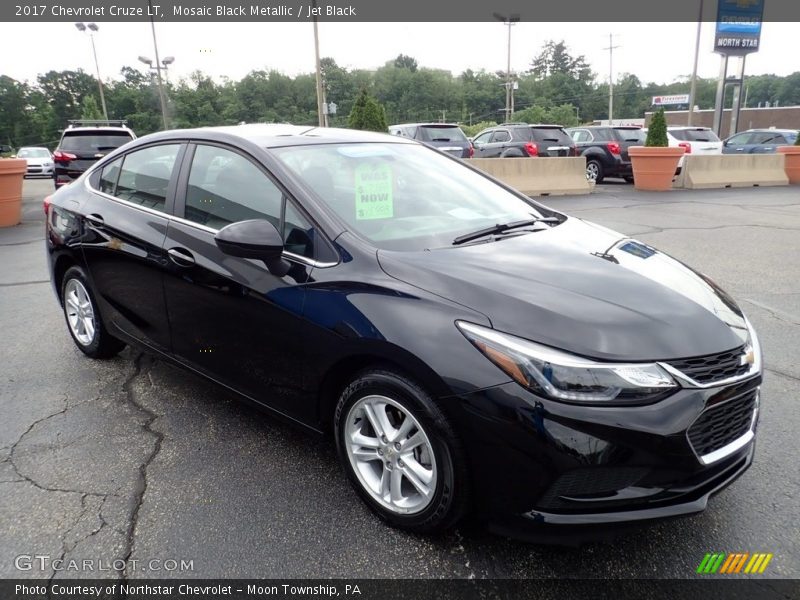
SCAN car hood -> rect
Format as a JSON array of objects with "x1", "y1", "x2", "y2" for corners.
[
  {"x1": 24, "y1": 157, "x2": 51, "y2": 165},
  {"x1": 377, "y1": 218, "x2": 748, "y2": 361}
]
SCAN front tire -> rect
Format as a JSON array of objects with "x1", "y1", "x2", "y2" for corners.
[
  {"x1": 334, "y1": 369, "x2": 469, "y2": 533},
  {"x1": 61, "y1": 266, "x2": 125, "y2": 359}
]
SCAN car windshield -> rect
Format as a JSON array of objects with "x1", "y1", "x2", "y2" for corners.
[
  {"x1": 272, "y1": 142, "x2": 547, "y2": 251},
  {"x1": 60, "y1": 131, "x2": 133, "y2": 153},
  {"x1": 669, "y1": 129, "x2": 721, "y2": 142},
  {"x1": 417, "y1": 126, "x2": 467, "y2": 143},
  {"x1": 17, "y1": 148, "x2": 51, "y2": 158}
]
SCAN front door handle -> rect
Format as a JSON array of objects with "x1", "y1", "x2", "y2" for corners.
[
  {"x1": 167, "y1": 247, "x2": 195, "y2": 266},
  {"x1": 85, "y1": 214, "x2": 104, "y2": 228}
]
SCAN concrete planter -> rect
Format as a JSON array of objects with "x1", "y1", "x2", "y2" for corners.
[
  {"x1": 776, "y1": 146, "x2": 800, "y2": 184},
  {"x1": 0, "y1": 158, "x2": 26, "y2": 227},
  {"x1": 628, "y1": 146, "x2": 685, "y2": 191}
]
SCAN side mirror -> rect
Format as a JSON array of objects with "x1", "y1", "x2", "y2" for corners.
[{"x1": 215, "y1": 219, "x2": 290, "y2": 276}]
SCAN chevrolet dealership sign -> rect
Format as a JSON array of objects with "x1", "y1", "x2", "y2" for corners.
[{"x1": 715, "y1": 0, "x2": 764, "y2": 55}]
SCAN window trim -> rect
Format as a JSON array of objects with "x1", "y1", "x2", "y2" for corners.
[
  {"x1": 175, "y1": 141, "x2": 339, "y2": 268},
  {"x1": 86, "y1": 141, "x2": 187, "y2": 217}
]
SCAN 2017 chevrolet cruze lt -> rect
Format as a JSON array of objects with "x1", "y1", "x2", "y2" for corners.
[{"x1": 46, "y1": 125, "x2": 762, "y2": 537}]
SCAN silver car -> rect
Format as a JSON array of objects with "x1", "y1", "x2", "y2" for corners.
[{"x1": 17, "y1": 147, "x2": 54, "y2": 177}]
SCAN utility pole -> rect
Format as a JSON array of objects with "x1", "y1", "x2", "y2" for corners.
[
  {"x1": 494, "y1": 13, "x2": 519, "y2": 122},
  {"x1": 312, "y1": 0, "x2": 326, "y2": 127},
  {"x1": 440, "y1": 110, "x2": 446, "y2": 123},
  {"x1": 688, "y1": 0, "x2": 704, "y2": 125},
  {"x1": 603, "y1": 33, "x2": 620, "y2": 125}
]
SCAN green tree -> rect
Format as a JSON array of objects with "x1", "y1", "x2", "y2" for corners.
[
  {"x1": 348, "y1": 88, "x2": 387, "y2": 132},
  {"x1": 393, "y1": 54, "x2": 418, "y2": 72},
  {"x1": 81, "y1": 95, "x2": 103, "y2": 119}
]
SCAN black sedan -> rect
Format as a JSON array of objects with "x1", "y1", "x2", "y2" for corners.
[{"x1": 46, "y1": 125, "x2": 762, "y2": 538}]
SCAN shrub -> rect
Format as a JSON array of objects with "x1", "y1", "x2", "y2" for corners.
[
  {"x1": 348, "y1": 88, "x2": 388, "y2": 132},
  {"x1": 646, "y1": 108, "x2": 669, "y2": 147}
]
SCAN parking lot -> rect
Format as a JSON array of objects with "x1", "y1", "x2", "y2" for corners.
[{"x1": 1, "y1": 178, "x2": 798, "y2": 580}]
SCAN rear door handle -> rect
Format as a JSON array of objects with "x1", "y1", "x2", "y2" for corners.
[
  {"x1": 85, "y1": 214, "x2": 104, "y2": 228},
  {"x1": 167, "y1": 247, "x2": 196, "y2": 266}
]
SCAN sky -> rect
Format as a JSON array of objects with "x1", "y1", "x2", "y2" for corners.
[{"x1": 1, "y1": 21, "x2": 797, "y2": 88}]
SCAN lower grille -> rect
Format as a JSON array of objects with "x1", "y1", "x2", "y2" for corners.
[
  {"x1": 688, "y1": 390, "x2": 757, "y2": 458},
  {"x1": 536, "y1": 467, "x2": 649, "y2": 509},
  {"x1": 666, "y1": 345, "x2": 750, "y2": 385}
]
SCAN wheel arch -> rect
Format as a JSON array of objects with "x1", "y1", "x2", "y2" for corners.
[{"x1": 316, "y1": 348, "x2": 453, "y2": 433}]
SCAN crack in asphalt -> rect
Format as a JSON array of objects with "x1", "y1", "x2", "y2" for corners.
[
  {"x1": 120, "y1": 352, "x2": 164, "y2": 580},
  {"x1": 742, "y1": 299, "x2": 800, "y2": 327},
  {"x1": 766, "y1": 368, "x2": 800, "y2": 383},
  {"x1": 0, "y1": 238, "x2": 42, "y2": 247}
]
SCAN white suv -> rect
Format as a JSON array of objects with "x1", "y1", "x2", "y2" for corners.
[{"x1": 667, "y1": 127, "x2": 723, "y2": 169}]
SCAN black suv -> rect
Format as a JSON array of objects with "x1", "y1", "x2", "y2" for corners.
[
  {"x1": 388, "y1": 123, "x2": 472, "y2": 158},
  {"x1": 567, "y1": 125, "x2": 646, "y2": 183},
  {"x1": 54, "y1": 120, "x2": 136, "y2": 189},
  {"x1": 471, "y1": 123, "x2": 576, "y2": 158}
]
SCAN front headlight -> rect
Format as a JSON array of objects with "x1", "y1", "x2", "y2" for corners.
[{"x1": 457, "y1": 321, "x2": 677, "y2": 404}]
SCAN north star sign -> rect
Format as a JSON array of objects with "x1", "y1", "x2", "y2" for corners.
[{"x1": 714, "y1": 0, "x2": 764, "y2": 56}]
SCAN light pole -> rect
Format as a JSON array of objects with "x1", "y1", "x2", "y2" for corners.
[
  {"x1": 144, "y1": 0, "x2": 169, "y2": 129},
  {"x1": 75, "y1": 22, "x2": 109, "y2": 120},
  {"x1": 687, "y1": 0, "x2": 704, "y2": 125},
  {"x1": 138, "y1": 55, "x2": 173, "y2": 129},
  {"x1": 494, "y1": 13, "x2": 519, "y2": 122}
]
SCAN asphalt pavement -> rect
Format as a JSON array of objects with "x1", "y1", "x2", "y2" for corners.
[{"x1": 1, "y1": 178, "x2": 798, "y2": 580}]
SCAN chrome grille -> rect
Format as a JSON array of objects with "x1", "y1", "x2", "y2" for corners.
[{"x1": 666, "y1": 345, "x2": 750, "y2": 385}]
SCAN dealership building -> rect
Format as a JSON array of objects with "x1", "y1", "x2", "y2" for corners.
[{"x1": 644, "y1": 105, "x2": 800, "y2": 138}]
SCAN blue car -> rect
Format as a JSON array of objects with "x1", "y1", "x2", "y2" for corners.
[{"x1": 722, "y1": 128, "x2": 798, "y2": 154}]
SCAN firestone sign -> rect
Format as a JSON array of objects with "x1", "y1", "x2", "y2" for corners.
[
  {"x1": 652, "y1": 94, "x2": 690, "y2": 106},
  {"x1": 714, "y1": 0, "x2": 764, "y2": 55}
]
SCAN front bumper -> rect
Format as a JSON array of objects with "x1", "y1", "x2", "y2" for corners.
[{"x1": 442, "y1": 376, "x2": 760, "y2": 539}]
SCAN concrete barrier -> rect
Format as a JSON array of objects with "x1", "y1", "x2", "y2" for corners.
[
  {"x1": 677, "y1": 154, "x2": 788, "y2": 189},
  {"x1": 469, "y1": 157, "x2": 591, "y2": 196}
]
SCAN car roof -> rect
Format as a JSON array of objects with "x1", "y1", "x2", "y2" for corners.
[
  {"x1": 391, "y1": 123, "x2": 462, "y2": 128},
  {"x1": 62, "y1": 127, "x2": 135, "y2": 134},
  {"x1": 567, "y1": 125, "x2": 641, "y2": 130},
  {"x1": 739, "y1": 128, "x2": 797, "y2": 134},
  {"x1": 668, "y1": 126, "x2": 712, "y2": 131},
  {"x1": 18, "y1": 146, "x2": 50, "y2": 150},
  {"x1": 132, "y1": 124, "x2": 415, "y2": 149}
]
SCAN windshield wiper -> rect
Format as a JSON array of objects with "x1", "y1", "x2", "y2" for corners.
[{"x1": 452, "y1": 217, "x2": 560, "y2": 245}]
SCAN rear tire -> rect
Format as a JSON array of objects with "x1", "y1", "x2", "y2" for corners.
[
  {"x1": 61, "y1": 266, "x2": 126, "y2": 359},
  {"x1": 586, "y1": 159, "x2": 605, "y2": 183},
  {"x1": 334, "y1": 369, "x2": 469, "y2": 533},
  {"x1": 624, "y1": 175, "x2": 635, "y2": 183}
]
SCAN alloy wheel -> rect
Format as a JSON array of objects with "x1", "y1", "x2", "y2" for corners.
[
  {"x1": 586, "y1": 162, "x2": 600, "y2": 181},
  {"x1": 344, "y1": 395, "x2": 437, "y2": 515},
  {"x1": 64, "y1": 279, "x2": 96, "y2": 346}
]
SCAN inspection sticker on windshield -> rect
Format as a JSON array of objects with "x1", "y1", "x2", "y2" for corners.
[{"x1": 355, "y1": 164, "x2": 393, "y2": 220}]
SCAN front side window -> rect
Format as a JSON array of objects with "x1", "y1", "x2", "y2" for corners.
[
  {"x1": 115, "y1": 144, "x2": 181, "y2": 210},
  {"x1": 184, "y1": 145, "x2": 316, "y2": 258},
  {"x1": 185, "y1": 145, "x2": 283, "y2": 230},
  {"x1": 272, "y1": 142, "x2": 547, "y2": 252},
  {"x1": 726, "y1": 133, "x2": 751, "y2": 146},
  {"x1": 472, "y1": 131, "x2": 493, "y2": 144}
]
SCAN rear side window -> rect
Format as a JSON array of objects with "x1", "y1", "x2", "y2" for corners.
[
  {"x1": 99, "y1": 157, "x2": 123, "y2": 194},
  {"x1": 59, "y1": 131, "x2": 134, "y2": 154},
  {"x1": 531, "y1": 128, "x2": 572, "y2": 145},
  {"x1": 750, "y1": 132, "x2": 786, "y2": 144},
  {"x1": 114, "y1": 144, "x2": 181, "y2": 211},
  {"x1": 417, "y1": 126, "x2": 467, "y2": 142},
  {"x1": 492, "y1": 131, "x2": 512, "y2": 143}
]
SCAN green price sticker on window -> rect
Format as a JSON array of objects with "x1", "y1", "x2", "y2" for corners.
[{"x1": 355, "y1": 164, "x2": 393, "y2": 220}]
